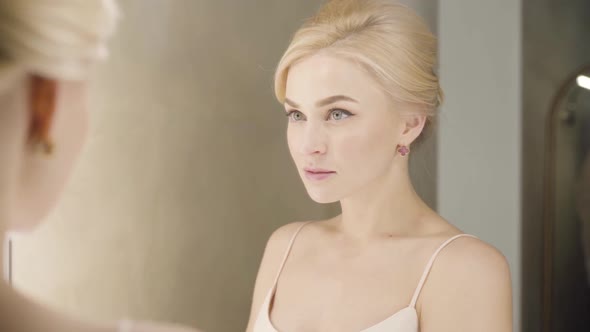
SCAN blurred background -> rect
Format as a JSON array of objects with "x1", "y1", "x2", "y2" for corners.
[{"x1": 3, "y1": 0, "x2": 590, "y2": 331}]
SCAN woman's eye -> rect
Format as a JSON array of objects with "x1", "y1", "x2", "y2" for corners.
[
  {"x1": 329, "y1": 109, "x2": 352, "y2": 121},
  {"x1": 286, "y1": 110, "x2": 305, "y2": 122}
]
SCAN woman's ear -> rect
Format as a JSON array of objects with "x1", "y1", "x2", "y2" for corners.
[
  {"x1": 29, "y1": 74, "x2": 58, "y2": 154},
  {"x1": 399, "y1": 113, "x2": 427, "y2": 145}
]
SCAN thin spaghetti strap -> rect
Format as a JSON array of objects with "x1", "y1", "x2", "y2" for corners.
[
  {"x1": 271, "y1": 221, "x2": 313, "y2": 287},
  {"x1": 409, "y1": 233, "x2": 478, "y2": 308}
]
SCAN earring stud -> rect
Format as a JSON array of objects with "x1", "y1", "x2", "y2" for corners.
[{"x1": 397, "y1": 145, "x2": 410, "y2": 156}]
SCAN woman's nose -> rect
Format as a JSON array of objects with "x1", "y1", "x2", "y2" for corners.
[{"x1": 300, "y1": 123, "x2": 327, "y2": 155}]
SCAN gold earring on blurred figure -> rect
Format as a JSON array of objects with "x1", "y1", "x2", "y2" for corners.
[{"x1": 28, "y1": 75, "x2": 57, "y2": 155}]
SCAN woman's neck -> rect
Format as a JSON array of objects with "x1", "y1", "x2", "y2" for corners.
[{"x1": 337, "y1": 162, "x2": 434, "y2": 241}]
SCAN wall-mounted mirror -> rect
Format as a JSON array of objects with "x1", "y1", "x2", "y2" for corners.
[
  {"x1": 543, "y1": 65, "x2": 590, "y2": 332},
  {"x1": 2, "y1": 2, "x2": 438, "y2": 331}
]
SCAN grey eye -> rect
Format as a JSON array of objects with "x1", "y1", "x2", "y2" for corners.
[
  {"x1": 287, "y1": 110, "x2": 305, "y2": 122},
  {"x1": 330, "y1": 109, "x2": 351, "y2": 120}
]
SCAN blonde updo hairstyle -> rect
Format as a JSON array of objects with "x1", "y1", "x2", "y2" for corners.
[
  {"x1": 0, "y1": 0, "x2": 119, "y2": 87},
  {"x1": 274, "y1": 0, "x2": 442, "y2": 145}
]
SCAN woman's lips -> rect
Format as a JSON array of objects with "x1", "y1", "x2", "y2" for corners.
[{"x1": 304, "y1": 168, "x2": 336, "y2": 181}]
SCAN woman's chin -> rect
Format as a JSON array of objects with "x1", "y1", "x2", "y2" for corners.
[{"x1": 306, "y1": 190, "x2": 340, "y2": 204}]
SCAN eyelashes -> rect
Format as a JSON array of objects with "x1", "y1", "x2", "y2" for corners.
[
  {"x1": 328, "y1": 109, "x2": 352, "y2": 121},
  {"x1": 285, "y1": 110, "x2": 305, "y2": 122},
  {"x1": 285, "y1": 108, "x2": 354, "y2": 122}
]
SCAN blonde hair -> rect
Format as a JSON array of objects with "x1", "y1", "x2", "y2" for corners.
[
  {"x1": 0, "y1": 0, "x2": 119, "y2": 83},
  {"x1": 275, "y1": 0, "x2": 442, "y2": 140}
]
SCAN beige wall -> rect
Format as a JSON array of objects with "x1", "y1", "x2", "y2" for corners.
[
  {"x1": 11, "y1": 1, "x2": 438, "y2": 332},
  {"x1": 437, "y1": 1, "x2": 522, "y2": 331}
]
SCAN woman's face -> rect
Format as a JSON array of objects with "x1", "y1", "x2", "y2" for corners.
[
  {"x1": 284, "y1": 53, "x2": 406, "y2": 203},
  {"x1": 12, "y1": 79, "x2": 89, "y2": 231}
]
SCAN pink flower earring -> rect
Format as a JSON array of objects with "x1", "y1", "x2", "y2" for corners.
[{"x1": 397, "y1": 145, "x2": 410, "y2": 156}]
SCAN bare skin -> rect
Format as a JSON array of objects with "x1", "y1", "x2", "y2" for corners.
[{"x1": 246, "y1": 53, "x2": 513, "y2": 332}]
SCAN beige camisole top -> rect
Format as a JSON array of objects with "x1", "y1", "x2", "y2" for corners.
[{"x1": 253, "y1": 221, "x2": 476, "y2": 332}]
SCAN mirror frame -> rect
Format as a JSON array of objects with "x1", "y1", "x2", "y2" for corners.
[{"x1": 542, "y1": 63, "x2": 590, "y2": 332}]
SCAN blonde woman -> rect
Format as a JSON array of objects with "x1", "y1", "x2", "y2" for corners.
[
  {"x1": 246, "y1": 1, "x2": 513, "y2": 331},
  {"x1": 0, "y1": 1, "x2": 200, "y2": 331}
]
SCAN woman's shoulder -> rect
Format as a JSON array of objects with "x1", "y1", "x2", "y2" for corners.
[
  {"x1": 437, "y1": 233, "x2": 508, "y2": 271},
  {"x1": 245, "y1": 221, "x2": 315, "y2": 331},
  {"x1": 422, "y1": 231, "x2": 511, "y2": 301},
  {"x1": 259, "y1": 221, "x2": 313, "y2": 264},
  {"x1": 267, "y1": 218, "x2": 335, "y2": 244},
  {"x1": 420, "y1": 228, "x2": 510, "y2": 286},
  {"x1": 266, "y1": 221, "x2": 311, "y2": 248},
  {"x1": 418, "y1": 233, "x2": 513, "y2": 330},
  {"x1": 422, "y1": 217, "x2": 508, "y2": 273},
  {"x1": 263, "y1": 219, "x2": 337, "y2": 259}
]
